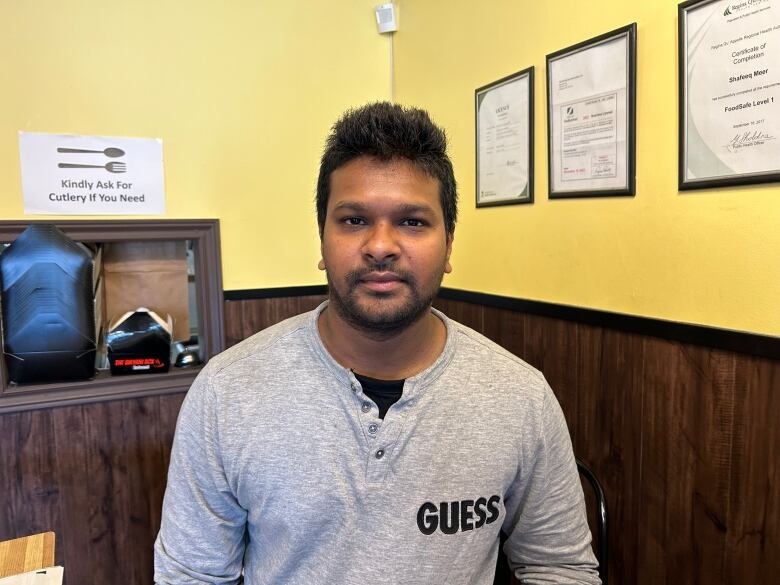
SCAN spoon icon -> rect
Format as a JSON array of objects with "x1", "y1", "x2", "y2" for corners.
[{"x1": 57, "y1": 147, "x2": 125, "y2": 158}]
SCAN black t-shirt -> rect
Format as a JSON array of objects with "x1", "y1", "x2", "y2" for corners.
[{"x1": 353, "y1": 372, "x2": 404, "y2": 419}]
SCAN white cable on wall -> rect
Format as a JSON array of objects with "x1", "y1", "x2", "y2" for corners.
[
  {"x1": 374, "y1": 3, "x2": 398, "y2": 103},
  {"x1": 389, "y1": 32, "x2": 395, "y2": 103}
]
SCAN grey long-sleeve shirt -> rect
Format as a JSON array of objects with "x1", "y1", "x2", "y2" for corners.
[{"x1": 154, "y1": 303, "x2": 600, "y2": 584}]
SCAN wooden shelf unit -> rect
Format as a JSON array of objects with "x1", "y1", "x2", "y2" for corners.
[{"x1": 0, "y1": 219, "x2": 224, "y2": 414}]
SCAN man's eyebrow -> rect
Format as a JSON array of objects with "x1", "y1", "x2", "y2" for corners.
[{"x1": 331, "y1": 201, "x2": 436, "y2": 214}]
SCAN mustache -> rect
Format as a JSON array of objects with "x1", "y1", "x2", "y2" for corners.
[{"x1": 344, "y1": 263, "x2": 416, "y2": 287}]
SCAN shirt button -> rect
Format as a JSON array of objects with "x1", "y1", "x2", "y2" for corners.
[
  {"x1": 375, "y1": 449, "x2": 385, "y2": 459},
  {"x1": 350, "y1": 382, "x2": 358, "y2": 393},
  {"x1": 361, "y1": 402, "x2": 371, "y2": 413},
  {"x1": 368, "y1": 423, "x2": 379, "y2": 434}
]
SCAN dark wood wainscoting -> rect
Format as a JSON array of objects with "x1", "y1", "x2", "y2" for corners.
[
  {"x1": 224, "y1": 294, "x2": 327, "y2": 348},
  {"x1": 1, "y1": 291, "x2": 776, "y2": 584},
  {"x1": 0, "y1": 393, "x2": 184, "y2": 584},
  {"x1": 432, "y1": 298, "x2": 779, "y2": 585}
]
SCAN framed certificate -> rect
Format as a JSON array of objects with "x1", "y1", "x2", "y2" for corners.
[
  {"x1": 546, "y1": 24, "x2": 637, "y2": 198},
  {"x1": 475, "y1": 67, "x2": 534, "y2": 207},
  {"x1": 679, "y1": 0, "x2": 780, "y2": 189}
]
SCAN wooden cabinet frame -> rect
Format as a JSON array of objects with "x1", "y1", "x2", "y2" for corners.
[{"x1": 0, "y1": 219, "x2": 224, "y2": 413}]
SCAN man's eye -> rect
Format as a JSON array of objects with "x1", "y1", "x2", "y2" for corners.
[
  {"x1": 401, "y1": 218, "x2": 425, "y2": 227},
  {"x1": 343, "y1": 217, "x2": 366, "y2": 226}
]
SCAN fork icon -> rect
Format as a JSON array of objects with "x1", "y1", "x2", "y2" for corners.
[{"x1": 58, "y1": 162, "x2": 127, "y2": 173}]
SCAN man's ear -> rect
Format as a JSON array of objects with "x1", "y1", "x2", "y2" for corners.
[
  {"x1": 318, "y1": 238, "x2": 326, "y2": 271},
  {"x1": 444, "y1": 232, "x2": 453, "y2": 274}
]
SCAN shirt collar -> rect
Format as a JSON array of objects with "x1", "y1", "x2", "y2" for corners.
[{"x1": 306, "y1": 300, "x2": 457, "y2": 394}]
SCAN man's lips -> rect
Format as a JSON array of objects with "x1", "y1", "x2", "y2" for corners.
[{"x1": 358, "y1": 272, "x2": 405, "y2": 292}]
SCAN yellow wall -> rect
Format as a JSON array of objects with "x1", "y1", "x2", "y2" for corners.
[
  {"x1": 0, "y1": 0, "x2": 390, "y2": 289},
  {"x1": 2, "y1": 1, "x2": 777, "y2": 336},
  {"x1": 393, "y1": 0, "x2": 780, "y2": 336}
]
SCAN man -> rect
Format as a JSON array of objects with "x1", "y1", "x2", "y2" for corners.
[{"x1": 154, "y1": 102, "x2": 600, "y2": 584}]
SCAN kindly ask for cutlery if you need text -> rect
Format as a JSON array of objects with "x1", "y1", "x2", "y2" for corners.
[{"x1": 49, "y1": 178, "x2": 146, "y2": 205}]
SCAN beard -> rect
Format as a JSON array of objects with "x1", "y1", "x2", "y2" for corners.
[{"x1": 325, "y1": 261, "x2": 444, "y2": 335}]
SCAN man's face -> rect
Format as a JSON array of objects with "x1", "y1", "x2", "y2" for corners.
[{"x1": 319, "y1": 156, "x2": 453, "y2": 334}]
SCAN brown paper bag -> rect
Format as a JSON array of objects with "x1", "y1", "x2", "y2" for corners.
[{"x1": 102, "y1": 241, "x2": 190, "y2": 342}]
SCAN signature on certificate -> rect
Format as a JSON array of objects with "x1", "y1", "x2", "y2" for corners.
[{"x1": 725, "y1": 130, "x2": 776, "y2": 152}]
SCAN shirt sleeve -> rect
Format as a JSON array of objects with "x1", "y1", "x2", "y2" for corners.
[
  {"x1": 154, "y1": 369, "x2": 248, "y2": 584},
  {"x1": 501, "y1": 382, "x2": 602, "y2": 584}
]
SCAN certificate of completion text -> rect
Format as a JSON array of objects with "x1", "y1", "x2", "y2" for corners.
[{"x1": 683, "y1": 0, "x2": 780, "y2": 183}]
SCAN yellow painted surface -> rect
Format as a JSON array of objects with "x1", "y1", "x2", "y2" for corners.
[
  {"x1": 393, "y1": 0, "x2": 780, "y2": 336},
  {"x1": 0, "y1": 0, "x2": 390, "y2": 289},
  {"x1": 1, "y1": 1, "x2": 777, "y2": 336}
]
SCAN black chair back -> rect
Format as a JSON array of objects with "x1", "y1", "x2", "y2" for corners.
[
  {"x1": 493, "y1": 459, "x2": 609, "y2": 585},
  {"x1": 577, "y1": 458, "x2": 608, "y2": 585}
]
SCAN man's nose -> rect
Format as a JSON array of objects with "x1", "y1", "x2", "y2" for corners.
[{"x1": 362, "y1": 222, "x2": 401, "y2": 263}]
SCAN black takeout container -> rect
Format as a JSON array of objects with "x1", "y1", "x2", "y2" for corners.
[
  {"x1": 107, "y1": 308, "x2": 172, "y2": 375},
  {"x1": 1, "y1": 224, "x2": 96, "y2": 384}
]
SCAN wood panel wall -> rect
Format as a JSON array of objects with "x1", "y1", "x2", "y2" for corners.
[
  {"x1": 223, "y1": 294, "x2": 328, "y2": 348},
  {"x1": 1, "y1": 293, "x2": 777, "y2": 584},
  {"x1": 0, "y1": 393, "x2": 184, "y2": 584},
  {"x1": 433, "y1": 298, "x2": 779, "y2": 585}
]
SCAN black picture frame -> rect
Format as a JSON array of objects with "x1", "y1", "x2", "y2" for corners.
[
  {"x1": 546, "y1": 23, "x2": 637, "y2": 199},
  {"x1": 678, "y1": 0, "x2": 780, "y2": 190},
  {"x1": 475, "y1": 67, "x2": 534, "y2": 207}
]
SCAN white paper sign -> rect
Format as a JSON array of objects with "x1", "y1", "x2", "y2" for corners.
[
  {"x1": 0, "y1": 567, "x2": 63, "y2": 585},
  {"x1": 19, "y1": 132, "x2": 166, "y2": 215}
]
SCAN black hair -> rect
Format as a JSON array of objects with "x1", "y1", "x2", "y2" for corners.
[{"x1": 316, "y1": 102, "x2": 457, "y2": 238}]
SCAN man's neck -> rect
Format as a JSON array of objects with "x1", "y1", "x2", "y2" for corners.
[{"x1": 317, "y1": 304, "x2": 447, "y2": 380}]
